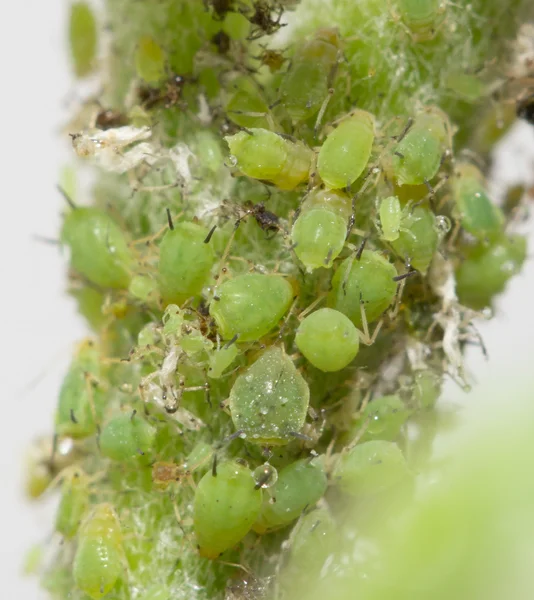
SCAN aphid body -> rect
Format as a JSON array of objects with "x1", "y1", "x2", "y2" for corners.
[
  {"x1": 452, "y1": 163, "x2": 504, "y2": 241},
  {"x1": 398, "y1": 0, "x2": 446, "y2": 42},
  {"x1": 69, "y1": 2, "x2": 97, "y2": 77},
  {"x1": 291, "y1": 190, "x2": 352, "y2": 271},
  {"x1": 193, "y1": 461, "x2": 262, "y2": 558},
  {"x1": 327, "y1": 250, "x2": 397, "y2": 328},
  {"x1": 135, "y1": 36, "x2": 165, "y2": 84},
  {"x1": 55, "y1": 467, "x2": 90, "y2": 538},
  {"x1": 226, "y1": 129, "x2": 313, "y2": 190},
  {"x1": 278, "y1": 28, "x2": 341, "y2": 123},
  {"x1": 378, "y1": 196, "x2": 402, "y2": 242},
  {"x1": 351, "y1": 394, "x2": 410, "y2": 443},
  {"x1": 229, "y1": 346, "x2": 310, "y2": 445},
  {"x1": 456, "y1": 234, "x2": 527, "y2": 309},
  {"x1": 317, "y1": 110, "x2": 375, "y2": 190},
  {"x1": 389, "y1": 204, "x2": 438, "y2": 273},
  {"x1": 61, "y1": 207, "x2": 133, "y2": 289},
  {"x1": 295, "y1": 308, "x2": 360, "y2": 372},
  {"x1": 253, "y1": 457, "x2": 327, "y2": 533},
  {"x1": 99, "y1": 411, "x2": 156, "y2": 462},
  {"x1": 55, "y1": 340, "x2": 104, "y2": 439},
  {"x1": 73, "y1": 504, "x2": 124, "y2": 599},
  {"x1": 386, "y1": 108, "x2": 449, "y2": 186},
  {"x1": 210, "y1": 273, "x2": 293, "y2": 342},
  {"x1": 333, "y1": 440, "x2": 413, "y2": 497},
  {"x1": 158, "y1": 221, "x2": 215, "y2": 306}
]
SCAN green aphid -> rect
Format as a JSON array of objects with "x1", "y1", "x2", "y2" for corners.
[
  {"x1": 207, "y1": 344, "x2": 240, "y2": 379},
  {"x1": 135, "y1": 36, "x2": 166, "y2": 84},
  {"x1": 333, "y1": 440, "x2": 413, "y2": 497},
  {"x1": 193, "y1": 460, "x2": 262, "y2": 559},
  {"x1": 456, "y1": 235, "x2": 527, "y2": 310},
  {"x1": 378, "y1": 196, "x2": 402, "y2": 242},
  {"x1": 278, "y1": 28, "x2": 341, "y2": 123},
  {"x1": 445, "y1": 71, "x2": 486, "y2": 103},
  {"x1": 73, "y1": 504, "x2": 124, "y2": 599},
  {"x1": 225, "y1": 128, "x2": 313, "y2": 190},
  {"x1": 225, "y1": 78, "x2": 273, "y2": 130},
  {"x1": 55, "y1": 468, "x2": 90, "y2": 539},
  {"x1": 453, "y1": 163, "x2": 504, "y2": 241},
  {"x1": 295, "y1": 308, "x2": 360, "y2": 372},
  {"x1": 61, "y1": 207, "x2": 133, "y2": 289},
  {"x1": 291, "y1": 189, "x2": 352, "y2": 271},
  {"x1": 254, "y1": 458, "x2": 327, "y2": 533},
  {"x1": 317, "y1": 110, "x2": 375, "y2": 190},
  {"x1": 55, "y1": 339, "x2": 105, "y2": 439},
  {"x1": 158, "y1": 221, "x2": 216, "y2": 307},
  {"x1": 412, "y1": 369, "x2": 442, "y2": 409},
  {"x1": 229, "y1": 346, "x2": 310, "y2": 445},
  {"x1": 327, "y1": 250, "x2": 397, "y2": 329},
  {"x1": 99, "y1": 411, "x2": 156, "y2": 462},
  {"x1": 390, "y1": 204, "x2": 438, "y2": 273},
  {"x1": 398, "y1": 0, "x2": 446, "y2": 42},
  {"x1": 69, "y1": 2, "x2": 98, "y2": 77},
  {"x1": 352, "y1": 395, "x2": 410, "y2": 443},
  {"x1": 386, "y1": 108, "x2": 449, "y2": 186},
  {"x1": 210, "y1": 273, "x2": 294, "y2": 342},
  {"x1": 128, "y1": 274, "x2": 159, "y2": 305}
]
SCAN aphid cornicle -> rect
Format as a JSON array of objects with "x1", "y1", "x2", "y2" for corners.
[
  {"x1": 452, "y1": 163, "x2": 504, "y2": 241},
  {"x1": 99, "y1": 411, "x2": 156, "y2": 462},
  {"x1": 327, "y1": 250, "x2": 397, "y2": 329},
  {"x1": 229, "y1": 346, "x2": 310, "y2": 445},
  {"x1": 73, "y1": 504, "x2": 125, "y2": 599},
  {"x1": 209, "y1": 273, "x2": 294, "y2": 342},
  {"x1": 398, "y1": 0, "x2": 446, "y2": 42},
  {"x1": 295, "y1": 308, "x2": 360, "y2": 372},
  {"x1": 158, "y1": 221, "x2": 216, "y2": 307},
  {"x1": 291, "y1": 189, "x2": 352, "y2": 271},
  {"x1": 69, "y1": 2, "x2": 97, "y2": 78},
  {"x1": 193, "y1": 461, "x2": 262, "y2": 559},
  {"x1": 61, "y1": 207, "x2": 134, "y2": 289},
  {"x1": 317, "y1": 110, "x2": 376, "y2": 190},
  {"x1": 278, "y1": 28, "x2": 341, "y2": 123},
  {"x1": 333, "y1": 440, "x2": 413, "y2": 497},
  {"x1": 55, "y1": 339, "x2": 105, "y2": 439},
  {"x1": 225, "y1": 128, "x2": 313, "y2": 190},
  {"x1": 253, "y1": 457, "x2": 327, "y2": 533},
  {"x1": 385, "y1": 108, "x2": 449, "y2": 186}
]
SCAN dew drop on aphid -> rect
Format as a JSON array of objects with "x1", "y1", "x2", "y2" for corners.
[
  {"x1": 434, "y1": 215, "x2": 451, "y2": 238},
  {"x1": 253, "y1": 463, "x2": 278, "y2": 489}
]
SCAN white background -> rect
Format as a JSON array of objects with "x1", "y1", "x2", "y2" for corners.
[{"x1": 1, "y1": 1, "x2": 533, "y2": 598}]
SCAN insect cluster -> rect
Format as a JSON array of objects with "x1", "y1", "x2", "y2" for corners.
[{"x1": 26, "y1": 1, "x2": 534, "y2": 600}]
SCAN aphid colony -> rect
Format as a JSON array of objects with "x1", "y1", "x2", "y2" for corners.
[{"x1": 28, "y1": 2, "x2": 531, "y2": 600}]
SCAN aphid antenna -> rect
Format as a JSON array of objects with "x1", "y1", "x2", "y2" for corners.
[
  {"x1": 204, "y1": 224, "x2": 217, "y2": 244},
  {"x1": 56, "y1": 184, "x2": 77, "y2": 210},
  {"x1": 32, "y1": 234, "x2": 61, "y2": 246}
]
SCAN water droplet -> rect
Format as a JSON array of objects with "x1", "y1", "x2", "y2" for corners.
[
  {"x1": 253, "y1": 463, "x2": 278, "y2": 489},
  {"x1": 434, "y1": 215, "x2": 451, "y2": 240}
]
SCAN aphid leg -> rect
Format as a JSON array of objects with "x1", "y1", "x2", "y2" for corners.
[
  {"x1": 314, "y1": 87, "x2": 335, "y2": 137},
  {"x1": 277, "y1": 295, "x2": 300, "y2": 340},
  {"x1": 296, "y1": 294, "x2": 327, "y2": 322},
  {"x1": 357, "y1": 298, "x2": 384, "y2": 346},
  {"x1": 129, "y1": 211, "x2": 184, "y2": 246}
]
